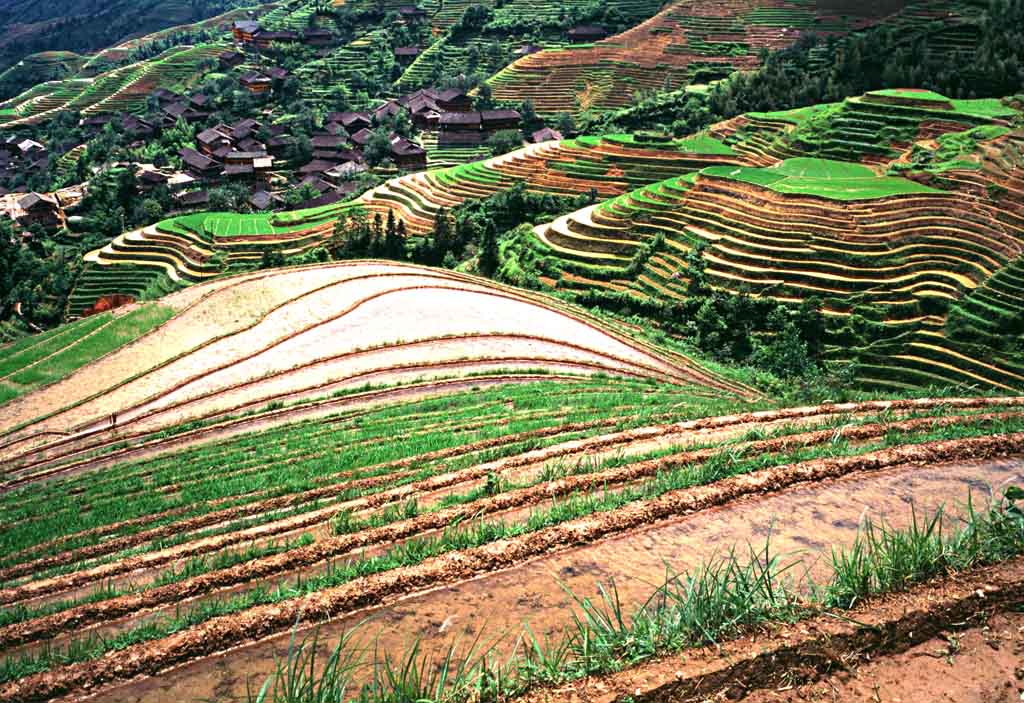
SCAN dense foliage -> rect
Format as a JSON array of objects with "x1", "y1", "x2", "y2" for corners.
[
  {"x1": 593, "y1": 0, "x2": 1024, "y2": 135},
  {"x1": 0, "y1": 0, "x2": 254, "y2": 70}
]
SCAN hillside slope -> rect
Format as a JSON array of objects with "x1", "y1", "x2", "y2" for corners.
[
  {"x1": 0, "y1": 261, "x2": 748, "y2": 481},
  {"x1": 0, "y1": 0, "x2": 258, "y2": 70},
  {"x1": 523, "y1": 91, "x2": 1024, "y2": 391},
  {"x1": 487, "y1": 0, "x2": 967, "y2": 116}
]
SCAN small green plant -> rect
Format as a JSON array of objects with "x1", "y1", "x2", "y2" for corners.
[{"x1": 484, "y1": 471, "x2": 502, "y2": 497}]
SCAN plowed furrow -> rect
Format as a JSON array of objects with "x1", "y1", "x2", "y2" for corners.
[{"x1": 2, "y1": 433, "x2": 1021, "y2": 702}]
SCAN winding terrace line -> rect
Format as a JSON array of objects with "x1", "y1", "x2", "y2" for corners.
[
  {"x1": 0, "y1": 409, "x2": 692, "y2": 592},
  {"x1": 0, "y1": 385, "x2": 627, "y2": 555},
  {"x1": 4, "y1": 326, "x2": 695, "y2": 479},
  {"x1": 0, "y1": 269, "x2": 464, "y2": 454},
  {"x1": 1, "y1": 411, "x2": 1021, "y2": 650},
  {"x1": 0, "y1": 374, "x2": 586, "y2": 493},
  {"x1": 1, "y1": 384, "x2": 636, "y2": 534},
  {"x1": 2, "y1": 267, "x2": 715, "y2": 468},
  {"x1": 4, "y1": 395, "x2": 1023, "y2": 591},
  {"x1": 0, "y1": 262, "x2": 360, "y2": 449},
  {"x1": 3, "y1": 432, "x2": 1022, "y2": 702},
  {"x1": 0, "y1": 403, "x2": 687, "y2": 606}
]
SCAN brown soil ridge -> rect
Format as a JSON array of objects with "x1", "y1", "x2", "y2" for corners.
[
  {"x1": 0, "y1": 373, "x2": 573, "y2": 493},
  {"x1": 4, "y1": 350, "x2": 674, "y2": 486},
  {"x1": 3, "y1": 396, "x2": 1021, "y2": 595},
  {"x1": 2, "y1": 328, "x2": 676, "y2": 481},
  {"x1": 0, "y1": 387, "x2": 628, "y2": 569},
  {"x1": 2, "y1": 432, "x2": 1022, "y2": 702},
  {"x1": 5, "y1": 410, "x2": 1017, "y2": 648},
  {"x1": 0, "y1": 412, "x2": 657, "y2": 594},
  {"x1": 514, "y1": 559, "x2": 1024, "y2": 703},
  {"x1": 3, "y1": 275, "x2": 703, "y2": 464}
]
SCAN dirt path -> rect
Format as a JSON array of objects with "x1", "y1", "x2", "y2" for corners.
[{"x1": 740, "y1": 610, "x2": 1024, "y2": 702}]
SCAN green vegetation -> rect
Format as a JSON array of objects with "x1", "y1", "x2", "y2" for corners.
[
  {"x1": 868, "y1": 88, "x2": 952, "y2": 102},
  {"x1": 4, "y1": 410, "x2": 1023, "y2": 682},
  {"x1": 246, "y1": 486, "x2": 1024, "y2": 702},
  {"x1": 702, "y1": 158, "x2": 941, "y2": 200},
  {"x1": 0, "y1": 379, "x2": 730, "y2": 564},
  {"x1": 0, "y1": 304, "x2": 173, "y2": 401}
]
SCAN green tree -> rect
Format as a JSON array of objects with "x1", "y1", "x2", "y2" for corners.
[
  {"x1": 432, "y1": 207, "x2": 452, "y2": 265},
  {"x1": 478, "y1": 221, "x2": 499, "y2": 277},
  {"x1": 685, "y1": 240, "x2": 709, "y2": 297},
  {"x1": 384, "y1": 210, "x2": 404, "y2": 259},
  {"x1": 364, "y1": 127, "x2": 394, "y2": 166},
  {"x1": 487, "y1": 129, "x2": 523, "y2": 156}
]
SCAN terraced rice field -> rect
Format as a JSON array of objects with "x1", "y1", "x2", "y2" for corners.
[
  {"x1": 529, "y1": 92, "x2": 1024, "y2": 392},
  {"x1": 72, "y1": 89, "x2": 1024, "y2": 396},
  {"x1": 2, "y1": 261, "x2": 747, "y2": 476},
  {"x1": 75, "y1": 134, "x2": 745, "y2": 290},
  {"x1": 356, "y1": 134, "x2": 748, "y2": 234},
  {"x1": 294, "y1": 30, "x2": 386, "y2": 103},
  {"x1": 487, "y1": 0, "x2": 967, "y2": 116},
  {"x1": 0, "y1": 43, "x2": 224, "y2": 127},
  {"x1": 1, "y1": 348, "x2": 1022, "y2": 702},
  {"x1": 6, "y1": 209, "x2": 1024, "y2": 703}
]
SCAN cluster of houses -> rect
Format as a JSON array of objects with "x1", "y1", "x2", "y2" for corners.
[
  {"x1": 0, "y1": 137, "x2": 68, "y2": 233},
  {"x1": 231, "y1": 20, "x2": 338, "y2": 53},
  {"x1": 367, "y1": 87, "x2": 523, "y2": 147},
  {"x1": 0, "y1": 185, "x2": 87, "y2": 233},
  {"x1": 173, "y1": 111, "x2": 381, "y2": 211},
  {"x1": 79, "y1": 89, "x2": 220, "y2": 140},
  {"x1": 172, "y1": 116, "x2": 282, "y2": 207},
  {"x1": 0, "y1": 191, "x2": 63, "y2": 231},
  {"x1": 229, "y1": 4, "x2": 428, "y2": 54},
  {"x1": 0, "y1": 137, "x2": 48, "y2": 184}
]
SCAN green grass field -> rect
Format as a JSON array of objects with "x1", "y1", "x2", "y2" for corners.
[
  {"x1": 1, "y1": 304, "x2": 174, "y2": 402},
  {"x1": 701, "y1": 158, "x2": 942, "y2": 200},
  {"x1": 868, "y1": 88, "x2": 952, "y2": 102}
]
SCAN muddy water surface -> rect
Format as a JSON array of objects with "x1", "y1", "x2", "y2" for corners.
[{"x1": 87, "y1": 458, "x2": 1024, "y2": 703}]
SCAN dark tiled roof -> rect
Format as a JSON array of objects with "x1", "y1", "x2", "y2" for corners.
[
  {"x1": 19, "y1": 192, "x2": 58, "y2": 210},
  {"x1": 299, "y1": 175, "x2": 333, "y2": 193},
  {"x1": 254, "y1": 30, "x2": 298, "y2": 41},
  {"x1": 300, "y1": 188, "x2": 351, "y2": 209},
  {"x1": 350, "y1": 128, "x2": 373, "y2": 145},
  {"x1": 176, "y1": 190, "x2": 210, "y2": 206},
  {"x1": 568, "y1": 24, "x2": 607, "y2": 37},
  {"x1": 179, "y1": 148, "x2": 217, "y2": 170},
  {"x1": 311, "y1": 135, "x2": 349, "y2": 148},
  {"x1": 197, "y1": 128, "x2": 229, "y2": 145},
  {"x1": 299, "y1": 159, "x2": 339, "y2": 174},
  {"x1": 481, "y1": 109, "x2": 521, "y2": 122},
  {"x1": 436, "y1": 88, "x2": 467, "y2": 102},
  {"x1": 237, "y1": 138, "x2": 266, "y2": 153},
  {"x1": 223, "y1": 163, "x2": 255, "y2": 176},
  {"x1": 440, "y1": 112, "x2": 481, "y2": 127},
  {"x1": 390, "y1": 137, "x2": 425, "y2": 157},
  {"x1": 249, "y1": 190, "x2": 274, "y2": 209}
]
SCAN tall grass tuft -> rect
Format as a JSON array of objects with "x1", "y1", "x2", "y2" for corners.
[
  {"x1": 247, "y1": 488, "x2": 1024, "y2": 703},
  {"x1": 827, "y1": 487, "x2": 1024, "y2": 608}
]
